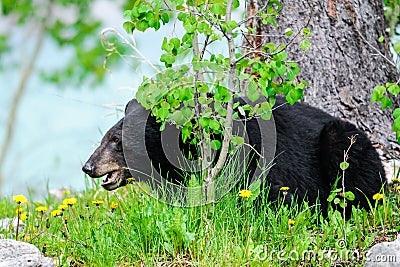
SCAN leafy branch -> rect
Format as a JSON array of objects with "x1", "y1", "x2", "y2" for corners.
[{"x1": 121, "y1": 0, "x2": 312, "y2": 202}]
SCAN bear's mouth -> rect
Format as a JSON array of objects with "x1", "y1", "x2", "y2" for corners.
[
  {"x1": 100, "y1": 168, "x2": 133, "y2": 191},
  {"x1": 101, "y1": 169, "x2": 125, "y2": 191}
]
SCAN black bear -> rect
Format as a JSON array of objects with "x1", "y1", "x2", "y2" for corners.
[{"x1": 82, "y1": 97, "x2": 386, "y2": 212}]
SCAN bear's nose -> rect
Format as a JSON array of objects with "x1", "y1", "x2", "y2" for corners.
[{"x1": 82, "y1": 162, "x2": 94, "y2": 176}]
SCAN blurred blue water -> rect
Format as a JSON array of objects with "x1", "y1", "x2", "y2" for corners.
[
  {"x1": 0, "y1": 28, "x2": 166, "y2": 198},
  {"x1": 0, "y1": 0, "x2": 239, "y2": 198}
]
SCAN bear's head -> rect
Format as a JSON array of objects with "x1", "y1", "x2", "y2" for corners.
[{"x1": 82, "y1": 118, "x2": 132, "y2": 191}]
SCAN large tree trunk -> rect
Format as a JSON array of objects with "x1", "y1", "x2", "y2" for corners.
[{"x1": 246, "y1": 0, "x2": 400, "y2": 160}]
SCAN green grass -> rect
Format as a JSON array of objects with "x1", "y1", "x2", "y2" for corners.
[{"x1": 1, "y1": 176, "x2": 400, "y2": 266}]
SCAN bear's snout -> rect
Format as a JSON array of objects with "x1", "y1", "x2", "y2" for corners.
[{"x1": 82, "y1": 161, "x2": 95, "y2": 177}]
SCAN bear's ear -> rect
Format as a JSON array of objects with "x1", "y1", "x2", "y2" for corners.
[
  {"x1": 124, "y1": 100, "x2": 131, "y2": 114},
  {"x1": 124, "y1": 99, "x2": 139, "y2": 115}
]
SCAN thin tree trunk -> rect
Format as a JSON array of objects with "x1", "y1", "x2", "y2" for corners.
[
  {"x1": 247, "y1": 0, "x2": 399, "y2": 159},
  {"x1": 0, "y1": 3, "x2": 50, "y2": 192}
]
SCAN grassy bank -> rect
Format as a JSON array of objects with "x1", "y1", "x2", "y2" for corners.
[{"x1": 0, "y1": 176, "x2": 399, "y2": 266}]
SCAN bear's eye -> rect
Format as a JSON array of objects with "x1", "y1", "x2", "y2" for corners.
[{"x1": 112, "y1": 137, "x2": 120, "y2": 143}]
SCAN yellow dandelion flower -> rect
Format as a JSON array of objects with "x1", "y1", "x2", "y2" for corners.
[
  {"x1": 92, "y1": 200, "x2": 104, "y2": 206},
  {"x1": 19, "y1": 212, "x2": 27, "y2": 221},
  {"x1": 51, "y1": 209, "x2": 62, "y2": 217},
  {"x1": 62, "y1": 198, "x2": 77, "y2": 206},
  {"x1": 391, "y1": 178, "x2": 400, "y2": 184},
  {"x1": 280, "y1": 187, "x2": 290, "y2": 191},
  {"x1": 16, "y1": 207, "x2": 23, "y2": 214},
  {"x1": 58, "y1": 204, "x2": 68, "y2": 211},
  {"x1": 396, "y1": 185, "x2": 400, "y2": 191},
  {"x1": 110, "y1": 201, "x2": 118, "y2": 209},
  {"x1": 13, "y1": 195, "x2": 27, "y2": 204},
  {"x1": 127, "y1": 177, "x2": 135, "y2": 182},
  {"x1": 36, "y1": 206, "x2": 48, "y2": 213},
  {"x1": 372, "y1": 193, "x2": 384, "y2": 201},
  {"x1": 18, "y1": 233, "x2": 25, "y2": 238},
  {"x1": 288, "y1": 219, "x2": 295, "y2": 226},
  {"x1": 64, "y1": 189, "x2": 71, "y2": 195},
  {"x1": 238, "y1": 190, "x2": 252, "y2": 199}
]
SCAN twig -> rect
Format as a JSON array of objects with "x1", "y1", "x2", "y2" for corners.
[
  {"x1": 341, "y1": 134, "x2": 357, "y2": 243},
  {"x1": 355, "y1": 29, "x2": 397, "y2": 69},
  {"x1": 100, "y1": 28, "x2": 161, "y2": 73},
  {"x1": 211, "y1": 0, "x2": 236, "y2": 180}
]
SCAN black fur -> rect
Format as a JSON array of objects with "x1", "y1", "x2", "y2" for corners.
[{"x1": 83, "y1": 97, "x2": 386, "y2": 212}]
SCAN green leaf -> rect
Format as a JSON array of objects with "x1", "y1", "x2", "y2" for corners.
[
  {"x1": 157, "y1": 108, "x2": 169, "y2": 120},
  {"x1": 287, "y1": 71, "x2": 295, "y2": 81},
  {"x1": 302, "y1": 28, "x2": 312, "y2": 37},
  {"x1": 371, "y1": 91, "x2": 380, "y2": 102},
  {"x1": 299, "y1": 39, "x2": 311, "y2": 51},
  {"x1": 284, "y1": 28, "x2": 293, "y2": 36},
  {"x1": 199, "y1": 117, "x2": 210, "y2": 128},
  {"x1": 248, "y1": 87, "x2": 260, "y2": 102},
  {"x1": 211, "y1": 140, "x2": 221, "y2": 150},
  {"x1": 198, "y1": 95, "x2": 212, "y2": 105},
  {"x1": 136, "y1": 20, "x2": 149, "y2": 32},
  {"x1": 160, "y1": 54, "x2": 175, "y2": 67},
  {"x1": 344, "y1": 191, "x2": 355, "y2": 201},
  {"x1": 227, "y1": 20, "x2": 238, "y2": 29},
  {"x1": 215, "y1": 86, "x2": 231, "y2": 102},
  {"x1": 378, "y1": 36, "x2": 385, "y2": 43},
  {"x1": 393, "y1": 108, "x2": 400, "y2": 119},
  {"x1": 170, "y1": 38, "x2": 181, "y2": 49},
  {"x1": 210, "y1": 3, "x2": 226, "y2": 16},
  {"x1": 161, "y1": 13, "x2": 169, "y2": 24},
  {"x1": 123, "y1": 21, "x2": 135, "y2": 33},
  {"x1": 181, "y1": 106, "x2": 194, "y2": 119},
  {"x1": 393, "y1": 117, "x2": 400, "y2": 132},
  {"x1": 381, "y1": 97, "x2": 393, "y2": 110},
  {"x1": 286, "y1": 89, "x2": 303, "y2": 104},
  {"x1": 183, "y1": 21, "x2": 196, "y2": 33},
  {"x1": 231, "y1": 136, "x2": 244, "y2": 146},
  {"x1": 276, "y1": 51, "x2": 288, "y2": 61},
  {"x1": 288, "y1": 62, "x2": 300, "y2": 75},
  {"x1": 388, "y1": 83, "x2": 400, "y2": 95},
  {"x1": 172, "y1": 110, "x2": 185, "y2": 124},
  {"x1": 197, "y1": 82, "x2": 209, "y2": 93},
  {"x1": 258, "y1": 101, "x2": 272, "y2": 120},
  {"x1": 340, "y1": 162, "x2": 349, "y2": 171},
  {"x1": 264, "y1": 43, "x2": 276, "y2": 52},
  {"x1": 160, "y1": 122, "x2": 166, "y2": 131},
  {"x1": 266, "y1": 17, "x2": 278, "y2": 28},
  {"x1": 374, "y1": 85, "x2": 386, "y2": 97},
  {"x1": 334, "y1": 198, "x2": 340, "y2": 205},
  {"x1": 161, "y1": 37, "x2": 169, "y2": 52},
  {"x1": 327, "y1": 193, "x2": 335, "y2": 202},
  {"x1": 277, "y1": 64, "x2": 287, "y2": 76},
  {"x1": 209, "y1": 119, "x2": 220, "y2": 131},
  {"x1": 394, "y1": 43, "x2": 400, "y2": 54}
]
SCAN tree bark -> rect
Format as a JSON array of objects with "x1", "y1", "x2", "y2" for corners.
[{"x1": 248, "y1": 0, "x2": 400, "y2": 159}]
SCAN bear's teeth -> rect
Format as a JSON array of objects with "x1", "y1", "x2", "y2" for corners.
[{"x1": 103, "y1": 172, "x2": 112, "y2": 183}]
